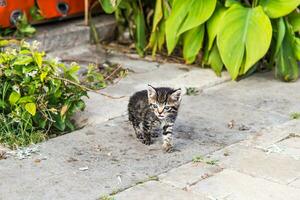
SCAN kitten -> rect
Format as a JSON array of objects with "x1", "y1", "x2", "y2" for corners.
[{"x1": 128, "y1": 85, "x2": 182, "y2": 152}]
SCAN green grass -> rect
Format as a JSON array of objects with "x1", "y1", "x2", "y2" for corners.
[
  {"x1": 185, "y1": 87, "x2": 200, "y2": 96},
  {"x1": 290, "y1": 112, "x2": 300, "y2": 119},
  {"x1": 0, "y1": 114, "x2": 46, "y2": 149},
  {"x1": 192, "y1": 155, "x2": 219, "y2": 165}
]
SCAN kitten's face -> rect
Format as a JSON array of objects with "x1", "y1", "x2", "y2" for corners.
[{"x1": 147, "y1": 85, "x2": 182, "y2": 119}]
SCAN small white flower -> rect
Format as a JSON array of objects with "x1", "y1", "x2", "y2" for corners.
[
  {"x1": 12, "y1": 85, "x2": 20, "y2": 93},
  {"x1": 32, "y1": 40, "x2": 41, "y2": 50},
  {"x1": 70, "y1": 62, "x2": 78, "y2": 67},
  {"x1": 5, "y1": 48, "x2": 17, "y2": 56},
  {"x1": 22, "y1": 41, "x2": 30, "y2": 49},
  {"x1": 27, "y1": 70, "x2": 38, "y2": 77}
]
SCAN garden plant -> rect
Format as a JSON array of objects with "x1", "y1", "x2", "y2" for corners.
[
  {"x1": 0, "y1": 39, "x2": 87, "y2": 148},
  {"x1": 99, "y1": 0, "x2": 300, "y2": 81}
]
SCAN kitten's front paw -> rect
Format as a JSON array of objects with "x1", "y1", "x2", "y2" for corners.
[{"x1": 162, "y1": 142, "x2": 173, "y2": 153}]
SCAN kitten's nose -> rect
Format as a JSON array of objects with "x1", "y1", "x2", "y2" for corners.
[{"x1": 158, "y1": 107, "x2": 164, "y2": 114}]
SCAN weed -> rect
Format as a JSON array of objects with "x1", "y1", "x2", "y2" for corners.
[
  {"x1": 185, "y1": 87, "x2": 200, "y2": 96},
  {"x1": 192, "y1": 155, "x2": 219, "y2": 165},
  {"x1": 192, "y1": 155, "x2": 204, "y2": 163},
  {"x1": 290, "y1": 112, "x2": 300, "y2": 119}
]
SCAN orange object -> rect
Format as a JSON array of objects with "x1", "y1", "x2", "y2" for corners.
[
  {"x1": 0, "y1": 0, "x2": 34, "y2": 28},
  {"x1": 37, "y1": 0, "x2": 85, "y2": 19}
]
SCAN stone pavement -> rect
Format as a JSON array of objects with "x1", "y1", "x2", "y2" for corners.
[
  {"x1": 115, "y1": 120, "x2": 300, "y2": 200},
  {"x1": 1, "y1": 42, "x2": 300, "y2": 200}
]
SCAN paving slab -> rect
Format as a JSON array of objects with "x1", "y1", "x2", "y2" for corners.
[
  {"x1": 276, "y1": 136, "x2": 300, "y2": 160},
  {"x1": 240, "y1": 120, "x2": 300, "y2": 149},
  {"x1": 113, "y1": 181, "x2": 208, "y2": 200},
  {"x1": 207, "y1": 144, "x2": 300, "y2": 185},
  {"x1": 159, "y1": 162, "x2": 222, "y2": 189},
  {"x1": 190, "y1": 169, "x2": 300, "y2": 200},
  {"x1": 206, "y1": 72, "x2": 300, "y2": 118},
  {"x1": 289, "y1": 178, "x2": 300, "y2": 188}
]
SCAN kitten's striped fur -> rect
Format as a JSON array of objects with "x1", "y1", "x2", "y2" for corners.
[{"x1": 128, "y1": 85, "x2": 182, "y2": 152}]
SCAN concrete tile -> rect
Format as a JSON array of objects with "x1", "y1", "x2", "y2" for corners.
[
  {"x1": 159, "y1": 162, "x2": 222, "y2": 189},
  {"x1": 207, "y1": 144, "x2": 300, "y2": 185},
  {"x1": 191, "y1": 169, "x2": 300, "y2": 200},
  {"x1": 114, "y1": 181, "x2": 208, "y2": 200}
]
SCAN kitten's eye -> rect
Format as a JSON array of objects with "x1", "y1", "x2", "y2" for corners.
[
  {"x1": 164, "y1": 106, "x2": 171, "y2": 110},
  {"x1": 151, "y1": 104, "x2": 158, "y2": 108}
]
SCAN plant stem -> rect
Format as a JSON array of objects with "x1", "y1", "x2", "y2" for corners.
[
  {"x1": 52, "y1": 76, "x2": 126, "y2": 99},
  {"x1": 252, "y1": 0, "x2": 259, "y2": 7}
]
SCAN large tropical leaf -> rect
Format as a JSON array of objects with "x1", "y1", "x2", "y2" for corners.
[
  {"x1": 217, "y1": 5, "x2": 272, "y2": 80},
  {"x1": 178, "y1": 0, "x2": 216, "y2": 35},
  {"x1": 289, "y1": 11, "x2": 300, "y2": 32},
  {"x1": 151, "y1": 0, "x2": 163, "y2": 33},
  {"x1": 205, "y1": 42, "x2": 223, "y2": 76},
  {"x1": 260, "y1": 0, "x2": 300, "y2": 18},
  {"x1": 147, "y1": 0, "x2": 167, "y2": 56},
  {"x1": 275, "y1": 20, "x2": 299, "y2": 81},
  {"x1": 165, "y1": 0, "x2": 190, "y2": 54},
  {"x1": 182, "y1": 25, "x2": 205, "y2": 64},
  {"x1": 165, "y1": 0, "x2": 216, "y2": 54},
  {"x1": 99, "y1": 0, "x2": 123, "y2": 14},
  {"x1": 206, "y1": 3, "x2": 226, "y2": 51}
]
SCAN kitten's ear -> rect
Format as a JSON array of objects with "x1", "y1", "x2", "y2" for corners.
[
  {"x1": 170, "y1": 88, "x2": 182, "y2": 102},
  {"x1": 147, "y1": 84, "x2": 157, "y2": 100}
]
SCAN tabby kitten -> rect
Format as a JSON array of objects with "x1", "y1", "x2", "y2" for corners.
[{"x1": 128, "y1": 85, "x2": 182, "y2": 152}]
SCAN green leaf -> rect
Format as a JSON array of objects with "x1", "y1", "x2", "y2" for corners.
[
  {"x1": 206, "y1": 3, "x2": 226, "y2": 51},
  {"x1": 275, "y1": 18, "x2": 286, "y2": 56},
  {"x1": 40, "y1": 71, "x2": 47, "y2": 82},
  {"x1": 165, "y1": 0, "x2": 191, "y2": 54},
  {"x1": 0, "y1": 40, "x2": 9, "y2": 47},
  {"x1": 25, "y1": 103, "x2": 36, "y2": 116},
  {"x1": 183, "y1": 25, "x2": 205, "y2": 64},
  {"x1": 9, "y1": 91, "x2": 20, "y2": 105},
  {"x1": 289, "y1": 11, "x2": 300, "y2": 32},
  {"x1": 65, "y1": 119, "x2": 75, "y2": 131},
  {"x1": 177, "y1": 0, "x2": 217, "y2": 35},
  {"x1": 217, "y1": 5, "x2": 272, "y2": 80},
  {"x1": 165, "y1": 0, "x2": 216, "y2": 54},
  {"x1": 206, "y1": 42, "x2": 224, "y2": 76},
  {"x1": 33, "y1": 52, "x2": 43, "y2": 68},
  {"x1": 134, "y1": 8, "x2": 147, "y2": 56},
  {"x1": 151, "y1": 0, "x2": 163, "y2": 33},
  {"x1": 147, "y1": 1, "x2": 168, "y2": 56},
  {"x1": 18, "y1": 96, "x2": 34, "y2": 104},
  {"x1": 225, "y1": 0, "x2": 241, "y2": 7},
  {"x1": 260, "y1": 0, "x2": 300, "y2": 18},
  {"x1": 13, "y1": 56, "x2": 33, "y2": 66},
  {"x1": 98, "y1": 0, "x2": 122, "y2": 14},
  {"x1": 0, "y1": 99, "x2": 7, "y2": 108},
  {"x1": 53, "y1": 114, "x2": 66, "y2": 131},
  {"x1": 275, "y1": 20, "x2": 299, "y2": 81},
  {"x1": 293, "y1": 37, "x2": 300, "y2": 60}
]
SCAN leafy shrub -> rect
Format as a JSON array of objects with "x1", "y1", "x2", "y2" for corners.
[
  {"x1": 99, "y1": 0, "x2": 300, "y2": 81},
  {"x1": 0, "y1": 39, "x2": 87, "y2": 148}
]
